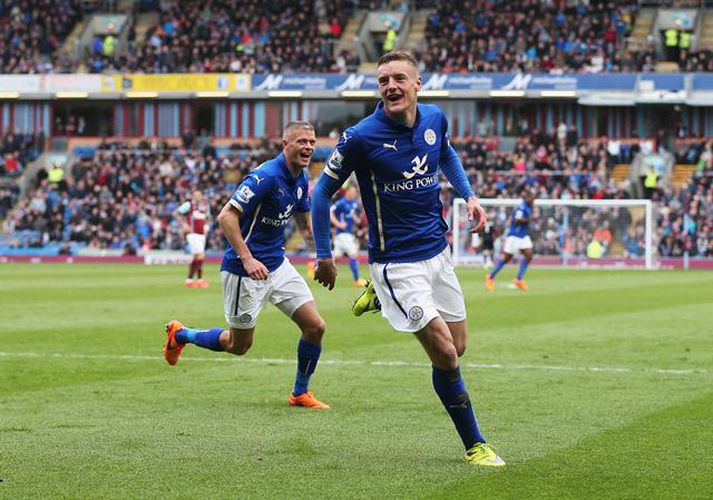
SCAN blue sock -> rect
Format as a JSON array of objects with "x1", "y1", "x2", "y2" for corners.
[
  {"x1": 348, "y1": 258, "x2": 359, "y2": 281},
  {"x1": 175, "y1": 327, "x2": 224, "y2": 352},
  {"x1": 517, "y1": 259, "x2": 530, "y2": 280},
  {"x1": 489, "y1": 259, "x2": 505, "y2": 279},
  {"x1": 293, "y1": 338, "x2": 321, "y2": 396},
  {"x1": 432, "y1": 366, "x2": 485, "y2": 450}
]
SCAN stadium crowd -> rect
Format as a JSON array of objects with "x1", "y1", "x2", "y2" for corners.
[
  {"x1": 2, "y1": 0, "x2": 713, "y2": 75},
  {"x1": 3, "y1": 131, "x2": 711, "y2": 259},
  {"x1": 91, "y1": 0, "x2": 360, "y2": 74},
  {"x1": 416, "y1": 0, "x2": 638, "y2": 74},
  {"x1": 0, "y1": 0, "x2": 82, "y2": 74},
  {"x1": 2, "y1": 139, "x2": 281, "y2": 253}
]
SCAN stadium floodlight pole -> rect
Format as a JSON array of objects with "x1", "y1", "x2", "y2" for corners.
[{"x1": 452, "y1": 198, "x2": 656, "y2": 270}]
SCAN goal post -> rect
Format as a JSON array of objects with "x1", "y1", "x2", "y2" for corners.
[{"x1": 451, "y1": 198, "x2": 655, "y2": 270}]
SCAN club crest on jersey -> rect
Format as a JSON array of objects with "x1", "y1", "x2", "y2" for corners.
[
  {"x1": 297, "y1": 187, "x2": 303, "y2": 199},
  {"x1": 402, "y1": 153, "x2": 429, "y2": 179},
  {"x1": 408, "y1": 306, "x2": 424, "y2": 321},
  {"x1": 424, "y1": 129, "x2": 436, "y2": 145}
]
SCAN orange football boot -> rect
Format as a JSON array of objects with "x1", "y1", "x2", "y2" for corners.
[
  {"x1": 288, "y1": 391, "x2": 330, "y2": 409},
  {"x1": 485, "y1": 274, "x2": 495, "y2": 291},
  {"x1": 513, "y1": 279, "x2": 528, "y2": 291},
  {"x1": 164, "y1": 320, "x2": 187, "y2": 366}
]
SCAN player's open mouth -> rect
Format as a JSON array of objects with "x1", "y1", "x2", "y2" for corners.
[
  {"x1": 387, "y1": 94, "x2": 402, "y2": 103},
  {"x1": 299, "y1": 152, "x2": 312, "y2": 160}
]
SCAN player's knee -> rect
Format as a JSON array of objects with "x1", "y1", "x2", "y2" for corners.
[
  {"x1": 302, "y1": 318, "x2": 326, "y2": 343},
  {"x1": 437, "y1": 343, "x2": 460, "y2": 370},
  {"x1": 456, "y1": 342, "x2": 466, "y2": 357},
  {"x1": 227, "y1": 339, "x2": 252, "y2": 355}
]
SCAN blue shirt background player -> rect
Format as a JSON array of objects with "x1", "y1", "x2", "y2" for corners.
[
  {"x1": 486, "y1": 188, "x2": 535, "y2": 290},
  {"x1": 329, "y1": 186, "x2": 366, "y2": 285},
  {"x1": 508, "y1": 200, "x2": 533, "y2": 238},
  {"x1": 332, "y1": 196, "x2": 358, "y2": 235}
]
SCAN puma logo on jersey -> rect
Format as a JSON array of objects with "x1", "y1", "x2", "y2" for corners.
[
  {"x1": 402, "y1": 153, "x2": 429, "y2": 179},
  {"x1": 382, "y1": 139, "x2": 397, "y2": 151}
]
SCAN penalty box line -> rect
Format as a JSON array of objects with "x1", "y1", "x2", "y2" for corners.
[{"x1": 0, "y1": 351, "x2": 708, "y2": 377}]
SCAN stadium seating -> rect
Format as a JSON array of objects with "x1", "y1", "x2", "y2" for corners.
[
  {"x1": 416, "y1": 0, "x2": 638, "y2": 73},
  {"x1": 3, "y1": 132, "x2": 711, "y2": 259},
  {"x1": 0, "y1": 0, "x2": 84, "y2": 73},
  {"x1": 109, "y1": 0, "x2": 359, "y2": 73}
]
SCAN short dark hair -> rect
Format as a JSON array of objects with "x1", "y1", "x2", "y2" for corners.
[
  {"x1": 283, "y1": 121, "x2": 314, "y2": 139},
  {"x1": 377, "y1": 50, "x2": 419, "y2": 70}
]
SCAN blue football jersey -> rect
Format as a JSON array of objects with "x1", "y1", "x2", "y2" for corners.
[
  {"x1": 323, "y1": 102, "x2": 454, "y2": 263},
  {"x1": 221, "y1": 153, "x2": 310, "y2": 276},
  {"x1": 507, "y1": 201, "x2": 532, "y2": 238},
  {"x1": 332, "y1": 198, "x2": 359, "y2": 235}
]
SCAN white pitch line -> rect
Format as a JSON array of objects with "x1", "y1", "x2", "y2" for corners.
[{"x1": 0, "y1": 351, "x2": 707, "y2": 377}]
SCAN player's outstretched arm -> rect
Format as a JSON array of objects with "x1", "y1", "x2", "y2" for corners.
[
  {"x1": 216, "y1": 202, "x2": 268, "y2": 280},
  {"x1": 311, "y1": 172, "x2": 343, "y2": 290},
  {"x1": 440, "y1": 144, "x2": 486, "y2": 232},
  {"x1": 466, "y1": 196, "x2": 487, "y2": 233}
]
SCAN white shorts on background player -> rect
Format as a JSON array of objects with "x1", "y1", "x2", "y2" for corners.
[
  {"x1": 186, "y1": 233, "x2": 206, "y2": 254},
  {"x1": 221, "y1": 258, "x2": 313, "y2": 329},
  {"x1": 333, "y1": 232, "x2": 359, "y2": 258},
  {"x1": 503, "y1": 235, "x2": 533, "y2": 254},
  {"x1": 369, "y1": 247, "x2": 466, "y2": 333}
]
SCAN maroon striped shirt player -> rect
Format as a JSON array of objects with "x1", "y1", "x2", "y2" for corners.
[{"x1": 177, "y1": 190, "x2": 210, "y2": 288}]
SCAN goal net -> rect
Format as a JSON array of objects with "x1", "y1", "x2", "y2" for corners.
[{"x1": 451, "y1": 198, "x2": 655, "y2": 270}]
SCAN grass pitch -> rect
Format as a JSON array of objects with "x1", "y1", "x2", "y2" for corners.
[{"x1": 1, "y1": 263, "x2": 712, "y2": 499}]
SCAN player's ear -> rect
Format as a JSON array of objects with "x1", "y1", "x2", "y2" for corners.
[{"x1": 415, "y1": 74, "x2": 422, "y2": 91}]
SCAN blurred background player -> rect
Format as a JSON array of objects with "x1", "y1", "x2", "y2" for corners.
[
  {"x1": 471, "y1": 220, "x2": 495, "y2": 269},
  {"x1": 164, "y1": 121, "x2": 329, "y2": 409},
  {"x1": 486, "y1": 188, "x2": 535, "y2": 291},
  {"x1": 177, "y1": 190, "x2": 210, "y2": 288},
  {"x1": 330, "y1": 185, "x2": 367, "y2": 287}
]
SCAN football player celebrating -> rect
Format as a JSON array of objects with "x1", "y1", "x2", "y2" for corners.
[
  {"x1": 164, "y1": 121, "x2": 330, "y2": 410},
  {"x1": 311, "y1": 51, "x2": 504, "y2": 466}
]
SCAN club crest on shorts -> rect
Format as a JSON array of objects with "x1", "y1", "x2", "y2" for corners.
[
  {"x1": 238, "y1": 313, "x2": 252, "y2": 324},
  {"x1": 424, "y1": 129, "x2": 436, "y2": 146},
  {"x1": 408, "y1": 305, "x2": 424, "y2": 321}
]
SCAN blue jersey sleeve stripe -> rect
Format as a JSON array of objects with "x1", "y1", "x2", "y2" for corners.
[
  {"x1": 383, "y1": 264, "x2": 408, "y2": 319},
  {"x1": 243, "y1": 202, "x2": 262, "y2": 243},
  {"x1": 312, "y1": 171, "x2": 343, "y2": 259},
  {"x1": 369, "y1": 170, "x2": 386, "y2": 251}
]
